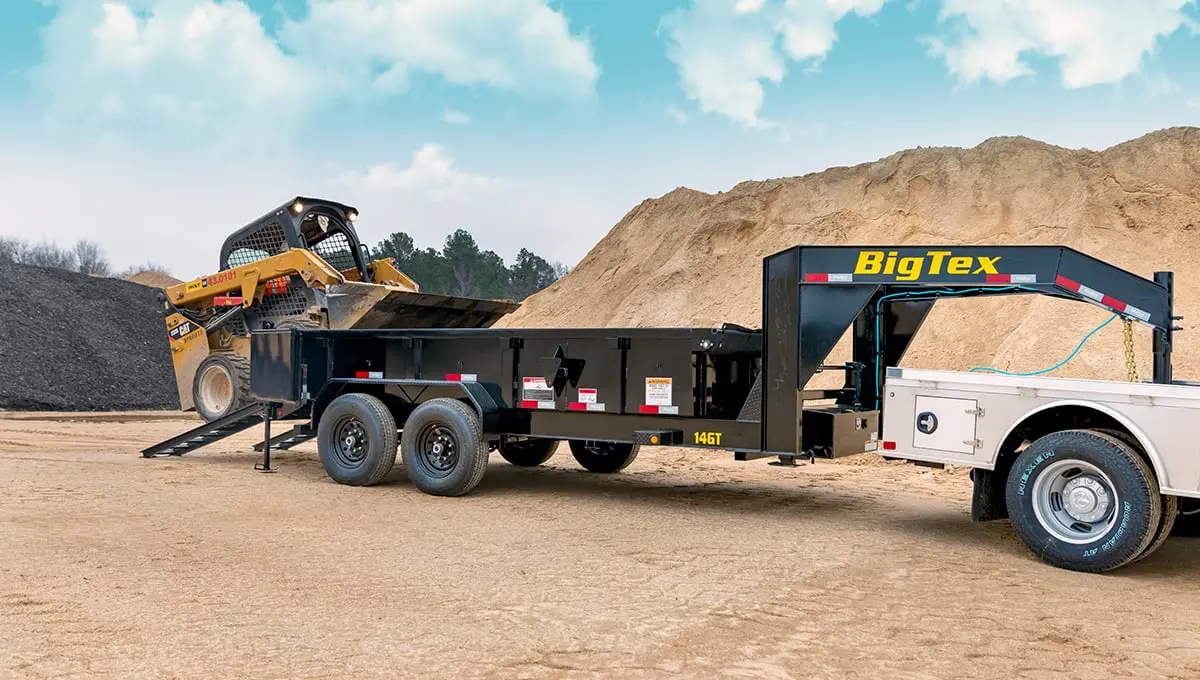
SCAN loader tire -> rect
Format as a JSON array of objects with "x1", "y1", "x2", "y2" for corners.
[
  {"x1": 499, "y1": 438, "x2": 558, "y2": 466},
  {"x1": 569, "y1": 440, "x2": 639, "y2": 473},
  {"x1": 317, "y1": 392, "x2": 398, "y2": 486},
  {"x1": 193, "y1": 353, "x2": 253, "y2": 422}
]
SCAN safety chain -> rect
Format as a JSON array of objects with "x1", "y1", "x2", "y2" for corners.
[{"x1": 1123, "y1": 318, "x2": 1139, "y2": 382}]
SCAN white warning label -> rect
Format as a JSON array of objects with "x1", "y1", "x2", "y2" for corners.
[
  {"x1": 522, "y1": 377, "x2": 554, "y2": 402},
  {"x1": 578, "y1": 388, "x2": 597, "y2": 403},
  {"x1": 645, "y1": 377, "x2": 672, "y2": 406}
]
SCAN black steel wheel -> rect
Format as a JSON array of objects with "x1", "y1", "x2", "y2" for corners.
[
  {"x1": 316, "y1": 392, "x2": 398, "y2": 486},
  {"x1": 568, "y1": 440, "x2": 639, "y2": 473},
  {"x1": 400, "y1": 398, "x2": 489, "y2": 496},
  {"x1": 1005, "y1": 429, "x2": 1160, "y2": 573},
  {"x1": 499, "y1": 438, "x2": 559, "y2": 467}
]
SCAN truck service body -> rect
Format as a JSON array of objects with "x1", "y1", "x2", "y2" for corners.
[{"x1": 145, "y1": 243, "x2": 1197, "y2": 573}]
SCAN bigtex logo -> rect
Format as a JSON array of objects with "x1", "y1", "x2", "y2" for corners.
[{"x1": 854, "y1": 250, "x2": 1000, "y2": 281}]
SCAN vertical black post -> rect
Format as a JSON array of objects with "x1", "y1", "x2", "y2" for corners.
[
  {"x1": 762, "y1": 247, "x2": 801, "y2": 455},
  {"x1": 256, "y1": 402, "x2": 276, "y2": 473},
  {"x1": 1153, "y1": 271, "x2": 1174, "y2": 384}
]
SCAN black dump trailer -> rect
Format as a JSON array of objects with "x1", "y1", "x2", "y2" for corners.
[{"x1": 216, "y1": 243, "x2": 1176, "y2": 497}]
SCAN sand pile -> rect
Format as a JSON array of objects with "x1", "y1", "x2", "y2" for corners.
[
  {"x1": 0, "y1": 261, "x2": 179, "y2": 411},
  {"x1": 500, "y1": 127, "x2": 1200, "y2": 382},
  {"x1": 124, "y1": 271, "x2": 183, "y2": 289}
]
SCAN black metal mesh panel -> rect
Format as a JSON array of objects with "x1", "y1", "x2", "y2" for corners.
[
  {"x1": 311, "y1": 232, "x2": 357, "y2": 272},
  {"x1": 257, "y1": 277, "x2": 310, "y2": 321},
  {"x1": 227, "y1": 221, "x2": 287, "y2": 267}
]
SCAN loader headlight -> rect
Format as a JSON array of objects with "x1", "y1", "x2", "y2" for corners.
[
  {"x1": 346, "y1": 209, "x2": 358, "y2": 222},
  {"x1": 290, "y1": 200, "x2": 304, "y2": 214}
]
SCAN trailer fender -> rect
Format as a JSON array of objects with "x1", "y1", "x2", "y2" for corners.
[
  {"x1": 993, "y1": 399, "x2": 1169, "y2": 492},
  {"x1": 311, "y1": 378, "x2": 502, "y2": 432}
]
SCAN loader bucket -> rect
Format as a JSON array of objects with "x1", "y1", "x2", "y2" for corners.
[{"x1": 325, "y1": 281, "x2": 520, "y2": 329}]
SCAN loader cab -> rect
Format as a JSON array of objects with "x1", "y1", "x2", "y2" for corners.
[{"x1": 218, "y1": 197, "x2": 372, "y2": 282}]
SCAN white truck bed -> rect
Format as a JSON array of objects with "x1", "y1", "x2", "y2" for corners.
[{"x1": 880, "y1": 367, "x2": 1200, "y2": 499}]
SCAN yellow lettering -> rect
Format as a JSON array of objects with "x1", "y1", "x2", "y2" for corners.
[
  {"x1": 854, "y1": 251, "x2": 884, "y2": 274},
  {"x1": 896, "y1": 257, "x2": 922, "y2": 281},
  {"x1": 926, "y1": 250, "x2": 951, "y2": 275},
  {"x1": 948, "y1": 256, "x2": 972, "y2": 274},
  {"x1": 884, "y1": 251, "x2": 898, "y2": 275},
  {"x1": 693, "y1": 432, "x2": 723, "y2": 446},
  {"x1": 973, "y1": 256, "x2": 1000, "y2": 274}
]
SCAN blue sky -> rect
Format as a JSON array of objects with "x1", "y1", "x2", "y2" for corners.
[{"x1": 1, "y1": 0, "x2": 1198, "y2": 279}]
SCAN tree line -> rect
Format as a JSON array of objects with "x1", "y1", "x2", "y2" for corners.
[
  {"x1": 375, "y1": 229, "x2": 569, "y2": 301},
  {"x1": 0, "y1": 236, "x2": 170, "y2": 278}
]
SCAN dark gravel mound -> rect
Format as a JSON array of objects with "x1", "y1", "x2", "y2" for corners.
[{"x1": 0, "y1": 261, "x2": 180, "y2": 411}]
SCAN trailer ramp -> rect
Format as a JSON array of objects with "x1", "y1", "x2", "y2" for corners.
[{"x1": 141, "y1": 403, "x2": 269, "y2": 457}]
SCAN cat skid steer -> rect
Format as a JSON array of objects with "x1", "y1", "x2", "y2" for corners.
[{"x1": 156, "y1": 197, "x2": 519, "y2": 422}]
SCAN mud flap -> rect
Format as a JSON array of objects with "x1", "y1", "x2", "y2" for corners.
[{"x1": 970, "y1": 467, "x2": 1008, "y2": 521}]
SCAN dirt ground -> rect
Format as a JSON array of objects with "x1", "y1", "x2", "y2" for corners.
[{"x1": 2, "y1": 411, "x2": 1199, "y2": 679}]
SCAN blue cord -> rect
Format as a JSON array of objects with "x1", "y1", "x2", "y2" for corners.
[
  {"x1": 872, "y1": 286, "x2": 1037, "y2": 408},
  {"x1": 967, "y1": 312, "x2": 1117, "y2": 376}
]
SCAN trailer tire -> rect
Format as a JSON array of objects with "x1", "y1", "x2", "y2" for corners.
[
  {"x1": 317, "y1": 393, "x2": 398, "y2": 486},
  {"x1": 569, "y1": 440, "x2": 639, "y2": 473},
  {"x1": 401, "y1": 398, "x2": 489, "y2": 497},
  {"x1": 1005, "y1": 429, "x2": 1160, "y2": 573},
  {"x1": 498, "y1": 438, "x2": 558, "y2": 467},
  {"x1": 193, "y1": 353, "x2": 253, "y2": 422}
]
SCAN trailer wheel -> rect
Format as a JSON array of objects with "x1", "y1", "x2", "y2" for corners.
[
  {"x1": 400, "y1": 398, "x2": 489, "y2": 497},
  {"x1": 193, "y1": 353, "x2": 253, "y2": 422},
  {"x1": 1005, "y1": 429, "x2": 1160, "y2": 573},
  {"x1": 568, "y1": 440, "x2": 639, "y2": 473},
  {"x1": 498, "y1": 438, "x2": 558, "y2": 467},
  {"x1": 316, "y1": 393, "x2": 398, "y2": 486}
]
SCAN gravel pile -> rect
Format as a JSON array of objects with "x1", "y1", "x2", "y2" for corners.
[{"x1": 0, "y1": 260, "x2": 180, "y2": 411}]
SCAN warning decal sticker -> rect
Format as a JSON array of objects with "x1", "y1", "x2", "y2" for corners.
[
  {"x1": 569, "y1": 388, "x2": 605, "y2": 412},
  {"x1": 522, "y1": 377, "x2": 554, "y2": 403},
  {"x1": 645, "y1": 377, "x2": 672, "y2": 406}
]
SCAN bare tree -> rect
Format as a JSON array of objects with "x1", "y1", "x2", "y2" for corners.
[
  {"x1": 73, "y1": 240, "x2": 111, "y2": 276},
  {"x1": 21, "y1": 240, "x2": 77, "y2": 270},
  {"x1": 0, "y1": 236, "x2": 22, "y2": 263},
  {"x1": 119, "y1": 261, "x2": 173, "y2": 278}
]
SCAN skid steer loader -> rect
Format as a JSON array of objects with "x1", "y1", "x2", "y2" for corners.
[{"x1": 157, "y1": 196, "x2": 520, "y2": 422}]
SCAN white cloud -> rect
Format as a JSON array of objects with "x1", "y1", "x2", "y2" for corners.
[
  {"x1": 31, "y1": 0, "x2": 599, "y2": 146},
  {"x1": 442, "y1": 109, "x2": 472, "y2": 124},
  {"x1": 927, "y1": 0, "x2": 1197, "y2": 88},
  {"x1": 340, "y1": 144, "x2": 498, "y2": 202},
  {"x1": 664, "y1": 105, "x2": 689, "y2": 125},
  {"x1": 659, "y1": 0, "x2": 889, "y2": 127}
]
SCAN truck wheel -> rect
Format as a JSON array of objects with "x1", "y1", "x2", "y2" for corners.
[
  {"x1": 316, "y1": 393, "x2": 398, "y2": 486},
  {"x1": 569, "y1": 440, "x2": 639, "y2": 473},
  {"x1": 498, "y1": 438, "x2": 558, "y2": 467},
  {"x1": 193, "y1": 353, "x2": 252, "y2": 422},
  {"x1": 1005, "y1": 429, "x2": 1160, "y2": 573},
  {"x1": 1131, "y1": 494, "x2": 1179, "y2": 564},
  {"x1": 401, "y1": 398, "x2": 489, "y2": 496}
]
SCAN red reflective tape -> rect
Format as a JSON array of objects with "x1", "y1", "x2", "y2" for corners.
[
  {"x1": 1100, "y1": 294, "x2": 1127, "y2": 312},
  {"x1": 520, "y1": 400, "x2": 539, "y2": 409},
  {"x1": 985, "y1": 274, "x2": 1010, "y2": 283},
  {"x1": 639, "y1": 405, "x2": 659, "y2": 414},
  {"x1": 804, "y1": 273, "x2": 829, "y2": 282},
  {"x1": 355, "y1": 371, "x2": 369, "y2": 379},
  {"x1": 445, "y1": 373, "x2": 461, "y2": 381},
  {"x1": 1055, "y1": 275, "x2": 1081, "y2": 292},
  {"x1": 568, "y1": 402, "x2": 587, "y2": 411},
  {"x1": 882, "y1": 441, "x2": 896, "y2": 450}
]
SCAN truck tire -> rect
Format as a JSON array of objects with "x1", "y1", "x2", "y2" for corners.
[
  {"x1": 498, "y1": 438, "x2": 558, "y2": 467},
  {"x1": 1091, "y1": 427, "x2": 1178, "y2": 564},
  {"x1": 193, "y1": 353, "x2": 253, "y2": 422},
  {"x1": 1005, "y1": 429, "x2": 1160, "y2": 573},
  {"x1": 317, "y1": 392, "x2": 398, "y2": 486},
  {"x1": 569, "y1": 440, "x2": 639, "y2": 473},
  {"x1": 400, "y1": 398, "x2": 489, "y2": 497}
]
